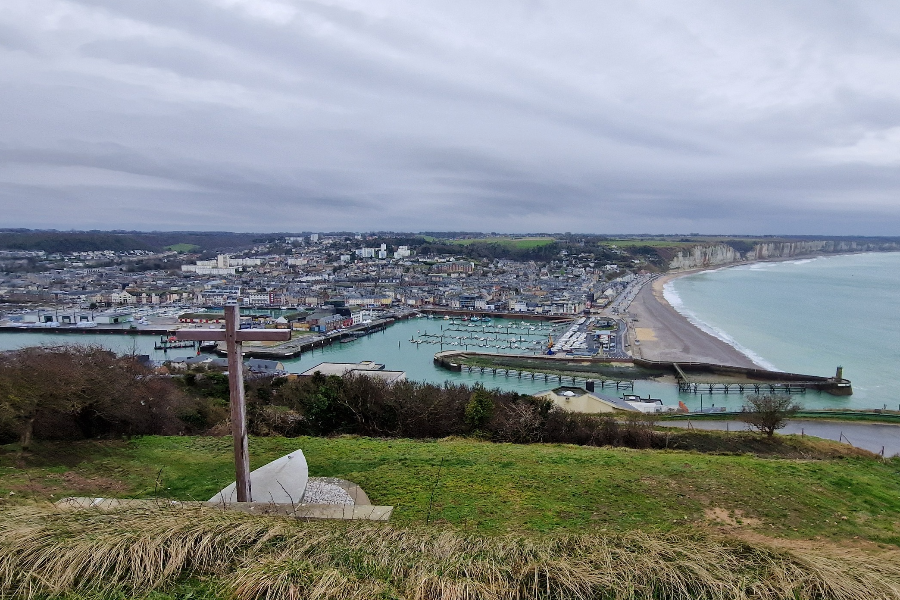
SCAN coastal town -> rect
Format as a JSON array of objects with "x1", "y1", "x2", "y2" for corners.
[
  {"x1": 0, "y1": 233, "x2": 656, "y2": 337},
  {"x1": 0, "y1": 230, "x2": 875, "y2": 412},
  {"x1": 1, "y1": 232, "x2": 893, "y2": 372}
]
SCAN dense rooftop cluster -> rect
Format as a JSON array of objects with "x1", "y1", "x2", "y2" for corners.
[{"x1": 0, "y1": 233, "x2": 660, "y2": 317}]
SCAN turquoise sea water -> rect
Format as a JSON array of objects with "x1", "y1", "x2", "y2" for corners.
[
  {"x1": 0, "y1": 331, "x2": 200, "y2": 362},
  {"x1": 0, "y1": 319, "x2": 679, "y2": 405},
  {"x1": 666, "y1": 252, "x2": 900, "y2": 410}
]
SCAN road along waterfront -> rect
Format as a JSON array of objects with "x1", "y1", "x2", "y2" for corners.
[{"x1": 659, "y1": 419, "x2": 900, "y2": 457}]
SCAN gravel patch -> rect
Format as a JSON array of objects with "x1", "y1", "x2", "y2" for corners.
[{"x1": 301, "y1": 478, "x2": 355, "y2": 505}]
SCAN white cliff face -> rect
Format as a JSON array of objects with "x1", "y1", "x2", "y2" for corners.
[
  {"x1": 668, "y1": 244, "x2": 740, "y2": 271},
  {"x1": 751, "y1": 241, "x2": 827, "y2": 260},
  {"x1": 668, "y1": 241, "x2": 899, "y2": 271}
]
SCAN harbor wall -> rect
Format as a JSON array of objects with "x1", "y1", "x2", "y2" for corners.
[
  {"x1": 0, "y1": 325, "x2": 171, "y2": 336},
  {"x1": 434, "y1": 351, "x2": 852, "y2": 395}
]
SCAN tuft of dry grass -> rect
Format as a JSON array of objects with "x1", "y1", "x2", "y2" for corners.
[{"x1": 1, "y1": 505, "x2": 899, "y2": 599}]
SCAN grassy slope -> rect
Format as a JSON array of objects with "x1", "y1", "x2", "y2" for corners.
[
  {"x1": 449, "y1": 237, "x2": 555, "y2": 248},
  {"x1": 165, "y1": 243, "x2": 201, "y2": 253},
  {"x1": 601, "y1": 237, "x2": 766, "y2": 248},
  {"x1": 2, "y1": 435, "x2": 899, "y2": 545}
]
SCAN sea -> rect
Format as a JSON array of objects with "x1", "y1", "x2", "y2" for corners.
[{"x1": 664, "y1": 251, "x2": 900, "y2": 411}]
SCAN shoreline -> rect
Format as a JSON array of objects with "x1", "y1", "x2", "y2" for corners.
[
  {"x1": 623, "y1": 254, "x2": 833, "y2": 368},
  {"x1": 625, "y1": 271, "x2": 761, "y2": 369},
  {"x1": 625, "y1": 250, "x2": 894, "y2": 368}
]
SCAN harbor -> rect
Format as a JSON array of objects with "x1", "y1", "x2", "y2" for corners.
[{"x1": 0, "y1": 312, "x2": 870, "y2": 412}]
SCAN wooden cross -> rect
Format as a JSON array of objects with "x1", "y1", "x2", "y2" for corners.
[{"x1": 176, "y1": 305, "x2": 290, "y2": 502}]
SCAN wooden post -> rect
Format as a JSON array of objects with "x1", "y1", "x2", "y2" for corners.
[
  {"x1": 225, "y1": 305, "x2": 251, "y2": 502},
  {"x1": 175, "y1": 305, "x2": 290, "y2": 502}
]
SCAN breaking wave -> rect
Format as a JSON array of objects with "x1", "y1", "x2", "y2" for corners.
[{"x1": 662, "y1": 279, "x2": 781, "y2": 372}]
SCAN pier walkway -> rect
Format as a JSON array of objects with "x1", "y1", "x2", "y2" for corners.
[{"x1": 456, "y1": 363, "x2": 634, "y2": 389}]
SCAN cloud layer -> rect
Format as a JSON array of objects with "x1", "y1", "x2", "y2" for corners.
[{"x1": 2, "y1": 0, "x2": 899, "y2": 234}]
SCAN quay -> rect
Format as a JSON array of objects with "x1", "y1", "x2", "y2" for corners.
[
  {"x1": 202, "y1": 316, "x2": 406, "y2": 359},
  {"x1": 435, "y1": 351, "x2": 853, "y2": 397},
  {"x1": 0, "y1": 314, "x2": 411, "y2": 359},
  {"x1": 668, "y1": 362, "x2": 853, "y2": 396},
  {"x1": 420, "y1": 308, "x2": 571, "y2": 323},
  {"x1": 0, "y1": 325, "x2": 171, "y2": 336}
]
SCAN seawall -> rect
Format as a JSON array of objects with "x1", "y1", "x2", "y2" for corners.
[{"x1": 434, "y1": 351, "x2": 852, "y2": 396}]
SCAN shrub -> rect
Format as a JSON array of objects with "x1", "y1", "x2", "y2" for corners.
[
  {"x1": 255, "y1": 374, "x2": 663, "y2": 450},
  {"x1": 0, "y1": 345, "x2": 215, "y2": 446},
  {"x1": 739, "y1": 394, "x2": 801, "y2": 437},
  {"x1": 464, "y1": 384, "x2": 495, "y2": 430}
]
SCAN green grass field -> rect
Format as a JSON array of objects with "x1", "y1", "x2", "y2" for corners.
[
  {"x1": 602, "y1": 239, "x2": 700, "y2": 248},
  {"x1": 4, "y1": 435, "x2": 900, "y2": 599},
  {"x1": 449, "y1": 237, "x2": 555, "y2": 249},
  {"x1": 165, "y1": 243, "x2": 201, "y2": 253},
  {"x1": 601, "y1": 237, "x2": 772, "y2": 249},
  {"x1": 3, "y1": 435, "x2": 898, "y2": 544}
]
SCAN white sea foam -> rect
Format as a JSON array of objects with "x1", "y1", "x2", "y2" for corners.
[{"x1": 662, "y1": 280, "x2": 781, "y2": 372}]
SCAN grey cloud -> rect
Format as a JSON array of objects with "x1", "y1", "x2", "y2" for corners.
[
  {"x1": 1, "y1": 0, "x2": 900, "y2": 233},
  {"x1": 77, "y1": 39, "x2": 256, "y2": 84},
  {"x1": 0, "y1": 23, "x2": 40, "y2": 54}
]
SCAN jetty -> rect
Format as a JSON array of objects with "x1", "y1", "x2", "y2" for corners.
[
  {"x1": 434, "y1": 351, "x2": 635, "y2": 389},
  {"x1": 434, "y1": 351, "x2": 853, "y2": 397},
  {"x1": 198, "y1": 317, "x2": 403, "y2": 359},
  {"x1": 154, "y1": 338, "x2": 198, "y2": 351},
  {"x1": 670, "y1": 362, "x2": 853, "y2": 396}
]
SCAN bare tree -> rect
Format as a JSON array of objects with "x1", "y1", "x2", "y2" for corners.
[
  {"x1": 738, "y1": 394, "x2": 801, "y2": 437},
  {"x1": 0, "y1": 344, "x2": 197, "y2": 448},
  {"x1": 0, "y1": 346, "x2": 80, "y2": 449}
]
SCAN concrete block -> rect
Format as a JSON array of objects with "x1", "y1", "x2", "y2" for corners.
[
  {"x1": 54, "y1": 497, "x2": 393, "y2": 521},
  {"x1": 210, "y1": 449, "x2": 308, "y2": 504}
]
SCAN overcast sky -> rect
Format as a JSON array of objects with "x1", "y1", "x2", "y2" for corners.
[{"x1": 1, "y1": 1, "x2": 899, "y2": 234}]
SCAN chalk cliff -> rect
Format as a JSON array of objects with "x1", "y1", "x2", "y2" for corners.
[{"x1": 668, "y1": 240, "x2": 899, "y2": 271}]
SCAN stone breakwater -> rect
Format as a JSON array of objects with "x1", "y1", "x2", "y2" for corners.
[
  {"x1": 668, "y1": 240, "x2": 900, "y2": 271},
  {"x1": 434, "y1": 351, "x2": 853, "y2": 396}
]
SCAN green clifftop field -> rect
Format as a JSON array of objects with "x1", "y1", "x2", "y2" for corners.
[
  {"x1": 3, "y1": 434, "x2": 900, "y2": 599},
  {"x1": 3, "y1": 434, "x2": 899, "y2": 541}
]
